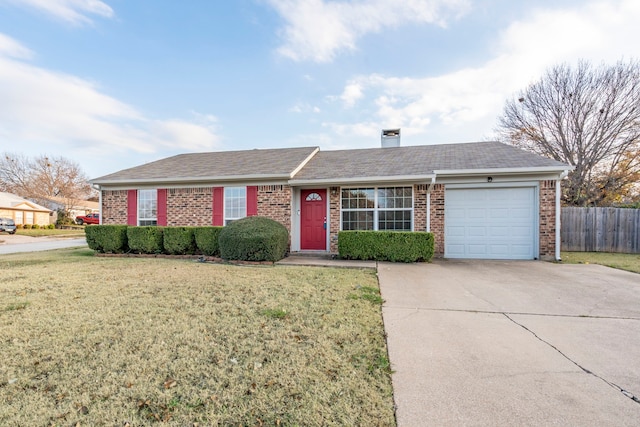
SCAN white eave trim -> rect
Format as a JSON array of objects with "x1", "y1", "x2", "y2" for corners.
[
  {"x1": 434, "y1": 166, "x2": 573, "y2": 176},
  {"x1": 288, "y1": 174, "x2": 437, "y2": 186},
  {"x1": 90, "y1": 173, "x2": 292, "y2": 187}
]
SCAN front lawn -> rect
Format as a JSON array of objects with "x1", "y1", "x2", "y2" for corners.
[
  {"x1": 561, "y1": 251, "x2": 640, "y2": 274},
  {"x1": 0, "y1": 249, "x2": 395, "y2": 426}
]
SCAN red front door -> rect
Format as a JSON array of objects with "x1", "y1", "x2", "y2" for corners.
[{"x1": 301, "y1": 189, "x2": 327, "y2": 250}]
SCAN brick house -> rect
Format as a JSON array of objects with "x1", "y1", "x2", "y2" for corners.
[{"x1": 90, "y1": 136, "x2": 571, "y2": 260}]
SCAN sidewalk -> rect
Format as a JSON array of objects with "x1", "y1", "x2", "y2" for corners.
[{"x1": 276, "y1": 254, "x2": 377, "y2": 269}]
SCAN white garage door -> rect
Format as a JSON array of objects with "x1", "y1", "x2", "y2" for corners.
[{"x1": 445, "y1": 187, "x2": 536, "y2": 260}]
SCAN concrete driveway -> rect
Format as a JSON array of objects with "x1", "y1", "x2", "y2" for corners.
[{"x1": 378, "y1": 260, "x2": 640, "y2": 426}]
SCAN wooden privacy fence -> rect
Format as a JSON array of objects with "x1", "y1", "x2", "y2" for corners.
[{"x1": 561, "y1": 207, "x2": 640, "y2": 253}]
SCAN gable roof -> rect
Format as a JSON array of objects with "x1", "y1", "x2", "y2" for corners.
[
  {"x1": 290, "y1": 141, "x2": 570, "y2": 183},
  {"x1": 90, "y1": 146, "x2": 319, "y2": 185},
  {"x1": 91, "y1": 141, "x2": 571, "y2": 187},
  {"x1": 0, "y1": 192, "x2": 51, "y2": 212}
]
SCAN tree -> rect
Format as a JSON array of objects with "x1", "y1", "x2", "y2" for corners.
[
  {"x1": 0, "y1": 153, "x2": 95, "y2": 211},
  {"x1": 497, "y1": 60, "x2": 640, "y2": 206}
]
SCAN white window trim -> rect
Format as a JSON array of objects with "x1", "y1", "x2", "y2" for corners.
[
  {"x1": 340, "y1": 186, "x2": 414, "y2": 231},
  {"x1": 224, "y1": 186, "x2": 247, "y2": 225},
  {"x1": 138, "y1": 189, "x2": 158, "y2": 226}
]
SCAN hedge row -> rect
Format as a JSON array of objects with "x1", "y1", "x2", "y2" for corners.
[
  {"x1": 86, "y1": 225, "x2": 223, "y2": 256},
  {"x1": 338, "y1": 230, "x2": 434, "y2": 262},
  {"x1": 85, "y1": 217, "x2": 288, "y2": 262}
]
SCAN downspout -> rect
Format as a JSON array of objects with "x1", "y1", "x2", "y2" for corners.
[
  {"x1": 426, "y1": 175, "x2": 436, "y2": 232},
  {"x1": 555, "y1": 171, "x2": 569, "y2": 261}
]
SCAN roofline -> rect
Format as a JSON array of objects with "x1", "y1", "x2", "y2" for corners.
[
  {"x1": 288, "y1": 174, "x2": 437, "y2": 186},
  {"x1": 90, "y1": 173, "x2": 293, "y2": 187},
  {"x1": 433, "y1": 166, "x2": 573, "y2": 176},
  {"x1": 289, "y1": 147, "x2": 320, "y2": 178}
]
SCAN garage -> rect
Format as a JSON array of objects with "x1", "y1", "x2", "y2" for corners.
[{"x1": 444, "y1": 186, "x2": 537, "y2": 259}]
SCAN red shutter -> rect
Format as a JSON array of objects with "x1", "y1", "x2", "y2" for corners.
[
  {"x1": 127, "y1": 190, "x2": 137, "y2": 225},
  {"x1": 247, "y1": 186, "x2": 258, "y2": 217},
  {"x1": 157, "y1": 189, "x2": 167, "y2": 226},
  {"x1": 212, "y1": 187, "x2": 224, "y2": 226}
]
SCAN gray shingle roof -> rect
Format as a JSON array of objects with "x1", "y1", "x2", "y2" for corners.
[
  {"x1": 91, "y1": 141, "x2": 570, "y2": 186},
  {"x1": 90, "y1": 146, "x2": 319, "y2": 184},
  {"x1": 291, "y1": 141, "x2": 569, "y2": 181}
]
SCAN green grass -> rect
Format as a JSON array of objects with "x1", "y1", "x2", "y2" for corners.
[
  {"x1": 16, "y1": 228, "x2": 85, "y2": 238},
  {"x1": 561, "y1": 252, "x2": 640, "y2": 274},
  {"x1": 0, "y1": 249, "x2": 395, "y2": 426}
]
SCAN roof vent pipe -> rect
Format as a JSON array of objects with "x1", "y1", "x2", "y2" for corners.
[{"x1": 381, "y1": 128, "x2": 400, "y2": 148}]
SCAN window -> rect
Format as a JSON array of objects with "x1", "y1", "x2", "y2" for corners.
[
  {"x1": 138, "y1": 189, "x2": 157, "y2": 226},
  {"x1": 224, "y1": 187, "x2": 246, "y2": 225},
  {"x1": 305, "y1": 192, "x2": 322, "y2": 201},
  {"x1": 341, "y1": 186, "x2": 412, "y2": 231}
]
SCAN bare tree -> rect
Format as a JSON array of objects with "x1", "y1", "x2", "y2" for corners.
[
  {"x1": 497, "y1": 60, "x2": 640, "y2": 206},
  {"x1": 0, "y1": 153, "x2": 94, "y2": 210},
  {"x1": 0, "y1": 153, "x2": 32, "y2": 195}
]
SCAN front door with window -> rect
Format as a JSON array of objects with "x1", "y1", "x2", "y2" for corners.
[{"x1": 300, "y1": 189, "x2": 327, "y2": 250}]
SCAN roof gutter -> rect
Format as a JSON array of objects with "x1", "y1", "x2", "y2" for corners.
[
  {"x1": 90, "y1": 173, "x2": 292, "y2": 187},
  {"x1": 434, "y1": 166, "x2": 572, "y2": 176},
  {"x1": 288, "y1": 174, "x2": 437, "y2": 186}
]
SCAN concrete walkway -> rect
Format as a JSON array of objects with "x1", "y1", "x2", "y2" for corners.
[{"x1": 378, "y1": 260, "x2": 640, "y2": 426}]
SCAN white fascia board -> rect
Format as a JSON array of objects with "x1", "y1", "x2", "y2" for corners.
[
  {"x1": 288, "y1": 174, "x2": 436, "y2": 186},
  {"x1": 289, "y1": 147, "x2": 320, "y2": 178},
  {"x1": 90, "y1": 174, "x2": 292, "y2": 187},
  {"x1": 434, "y1": 166, "x2": 573, "y2": 176}
]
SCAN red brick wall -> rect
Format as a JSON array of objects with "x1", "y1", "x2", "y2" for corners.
[
  {"x1": 329, "y1": 188, "x2": 340, "y2": 253},
  {"x1": 102, "y1": 190, "x2": 128, "y2": 224},
  {"x1": 167, "y1": 187, "x2": 213, "y2": 226},
  {"x1": 257, "y1": 185, "x2": 292, "y2": 231},
  {"x1": 414, "y1": 184, "x2": 427, "y2": 232},
  {"x1": 429, "y1": 184, "x2": 445, "y2": 256},
  {"x1": 539, "y1": 180, "x2": 557, "y2": 259}
]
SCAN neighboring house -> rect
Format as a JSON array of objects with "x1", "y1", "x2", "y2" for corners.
[
  {"x1": 0, "y1": 192, "x2": 52, "y2": 226},
  {"x1": 39, "y1": 196, "x2": 99, "y2": 220},
  {"x1": 90, "y1": 135, "x2": 572, "y2": 260}
]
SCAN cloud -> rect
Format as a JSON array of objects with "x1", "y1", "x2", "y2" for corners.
[
  {"x1": 289, "y1": 102, "x2": 321, "y2": 114},
  {"x1": 2, "y1": 0, "x2": 114, "y2": 25},
  {"x1": 268, "y1": 0, "x2": 470, "y2": 62},
  {"x1": 0, "y1": 33, "x2": 220, "y2": 159},
  {"x1": 325, "y1": 0, "x2": 640, "y2": 142}
]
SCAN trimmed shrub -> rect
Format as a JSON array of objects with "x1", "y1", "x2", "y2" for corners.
[
  {"x1": 338, "y1": 231, "x2": 434, "y2": 263},
  {"x1": 32, "y1": 224, "x2": 40, "y2": 229},
  {"x1": 23, "y1": 224, "x2": 32, "y2": 229},
  {"x1": 85, "y1": 225, "x2": 128, "y2": 253},
  {"x1": 127, "y1": 226, "x2": 164, "y2": 254},
  {"x1": 164, "y1": 227, "x2": 197, "y2": 255},
  {"x1": 219, "y1": 216, "x2": 289, "y2": 262},
  {"x1": 47, "y1": 224, "x2": 55, "y2": 229},
  {"x1": 194, "y1": 226, "x2": 223, "y2": 256}
]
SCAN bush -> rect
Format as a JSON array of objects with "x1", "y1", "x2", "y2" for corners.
[
  {"x1": 164, "y1": 227, "x2": 196, "y2": 255},
  {"x1": 219, "y1": 216, "x2": 289, "y2": 262},
  {"x1": 127, "y1": 226, "x2": 164, "y2": 254},
  {"x1": 48, "y1": 224, "x2": 55, "y2": 229},
  {"x1": 338, "y1": 231, "x2": 434, "y2": 262},
  {"x1": 85, "y1": 225, "x2": 128, "y2": 253},
  {"x1": 32, "y1": 224, "x2": 40, "y2": 229},
  {"x1": 22, "y1": 224, "x2": 31, "y2": 229},
  {"x1": 194, "y1": 227, "x2": 223, "y2": 256},
  {"x1": 56, "y1": 209, "x2": 75, "y2": 226}
]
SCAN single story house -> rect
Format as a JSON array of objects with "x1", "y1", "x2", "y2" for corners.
[
  {"x1": 0, "y1": 192, "x2": 52, "y2": 226},
  {"x1": 90, "y1": 136, "x2": 572, "y2": 260}
]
